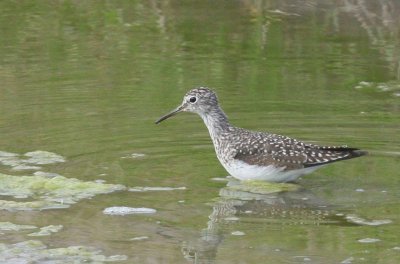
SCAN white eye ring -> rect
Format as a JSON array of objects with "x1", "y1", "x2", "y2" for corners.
[{"x1": 189, "y1": 96, "x2": 197, "y2": 103}]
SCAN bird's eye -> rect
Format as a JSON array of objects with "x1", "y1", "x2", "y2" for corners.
[{"x1": 189, "y1": 96, "x2": 197, "y2": 103}]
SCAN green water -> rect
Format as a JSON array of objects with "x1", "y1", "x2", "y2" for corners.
[{"x1": 0, "y1": 1, "x2": 399, "y2": 263}]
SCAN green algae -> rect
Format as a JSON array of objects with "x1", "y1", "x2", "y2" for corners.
[
  {"x1": 0, "y1": 200, "x2": 67, "y2": 211},
  {"x1": 129, "y1": 186, "x2": 186, "y2": 192},
  {"x1": 228, "y1": 180, "x2": 300, "y2": 195},
  {"x1": 0, "y1": 150, "x2": 65, "y2": 171},
  {"x1": 103, "y1": 206, "x2": 156, "y2": 215},
  {"x1": 0, "y1": 173, "x2": 126, "y2": 211},
  {"x1": 213, "y1": 179, "x2": 302, "y2": 203},
  {"x1": 28, "y1": 225, "x2": 63, "y2": 236},
  {"x1": 0, "y1": 151, "x2": 18, "y2": 157},
  {"x1": 1, "y1": 222, "x2": 64, "y2": 237},
  {"x1": 0, "y1": 240, "x2": 127, "y2": 263},
  {"x1": 0, "y1": 222, "x2": 37, "y2": 232},
  {"x1": 24, "y1": 150, "x2": 66, "y2": 165}
]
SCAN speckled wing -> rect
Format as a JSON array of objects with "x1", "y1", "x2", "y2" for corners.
[
  {"x1": 302, "y1": 145, "x2": 367, "y2": 167},
  {"x1": 232, "y1": 132, "x2": 367, "y2": 170},
  {"x1": 232, "y1": 132, "x2": 308, "y2": 170}
]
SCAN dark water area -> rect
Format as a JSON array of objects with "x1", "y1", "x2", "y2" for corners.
[{"x1": 0, "y1": 1, "x2": 399, "y2": 263}]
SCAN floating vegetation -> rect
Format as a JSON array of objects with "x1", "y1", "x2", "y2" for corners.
[
  {"x1": 0, "y1": 151, "x2": 18, "y2": 157},
  {"x1": 0, "y1": 148, "x2": 186, "y2": 211},
  {"x1": 121, "y1": 153, "x2": 146, "y2": 159},
  {"x1": 24, "y1": 151, "x2": 66, "y2": 165},
  {"x1": 0, "y1": 150, "x2": 65, "y2": 171},
  {"x1": 0, "y1": 219, "x2": 125, "y2": 261},
  {"x1": 0, "y1": 240, "x2": 127, "y2": 263},
  {"x1": 103, "y1": 206, "x2": 156, "y2": 215},
  {"x1": 33, "y1": 171, "x2": 62, "y2": 178},
  {"x1": 341, "y1": 257, "x2": 354, "y2": 264},
  {"x1": 0, "y1": 222, "x2": 37, "y2": 232},
  {"x1": 0, "y1": 173, "x2": 126, "y2": 211},
  {"x1": 0, "y1": 200, "x2": 65, "y2": 211},
  {"x1": 228, "y1": 180, "x2": 299, "y2": 195},
  {"x1": 0, "y1": 222, "x2": 63, "y2": 237},
  {"x1": 267, "y1": 9, "x2": 301, "y2": 16},
  {"x1": 210, "y1": 177, "x2": 230, "y2": 182},
  {"x1": 346, "y1": 214, "x2": 392, "y2": 226},
  {"x1": 358, "y1": 238, "x2": 381, "y2": 243},
  {"x1": 28, "y1": 225, "x2": 63, "y2": 236},
  {"x1": 223, "y1": 217, "x2": 240, "y2": 221},
  {"x1": 130, "y1": 236, "x2": 149, "y2": 241},
  {"x1": 129, "y1": 186, "x2": 186, "y2": 192},
  {"x1": 354, "y1": 81, "x2": 400, "y2": 97},
  {"x1": 231, "y1": 231, "x2": 245, "y2": 236}
]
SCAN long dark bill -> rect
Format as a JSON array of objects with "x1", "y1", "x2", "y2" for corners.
[{"x1": 155, "y1": 105, "x2": 184, "y2": 124}]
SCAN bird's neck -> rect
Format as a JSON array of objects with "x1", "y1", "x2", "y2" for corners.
[{"x1": 199, "y1": 106, "x2": 231, "y2": 139}]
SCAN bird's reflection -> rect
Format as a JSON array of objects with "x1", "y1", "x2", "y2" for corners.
[{"x1": 181, "y1": 177, "x2": 343, "y2": 263}]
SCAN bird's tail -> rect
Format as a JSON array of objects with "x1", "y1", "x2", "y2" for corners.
[
  {"x1": 304, "y1": 146, "x2": 368, "y2": 168},
  {"x1": 319, "y1": 146, "x2": 368, "y2": 157}
]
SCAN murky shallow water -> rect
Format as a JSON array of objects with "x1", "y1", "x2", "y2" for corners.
[{"x1": 0, "y1": 1, "x2": 399, "y2": 263}]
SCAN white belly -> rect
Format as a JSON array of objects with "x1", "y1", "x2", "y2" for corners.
[{"x1": 220, "y1": 159, "x2": 321, "y2": 183}]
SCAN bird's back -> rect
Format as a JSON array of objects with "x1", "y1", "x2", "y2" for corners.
[{"x1": 217, "y1": 127, "x2": 367, "y2": 174}]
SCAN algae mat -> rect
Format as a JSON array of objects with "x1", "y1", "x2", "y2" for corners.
[
  {"x1": 0, "y1": 173, "x2": 126, "y2": 211},
  {"x1": 0, "y1": 240, "x2": 127, "y2": 263}
]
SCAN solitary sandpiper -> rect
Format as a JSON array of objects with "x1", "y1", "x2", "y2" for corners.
[{"x1": 155, "y1": 87, "x2": 367, "y2": 182}]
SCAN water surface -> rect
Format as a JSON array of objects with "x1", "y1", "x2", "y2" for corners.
[{"x1": 0, "y1": 1, "x2": 399, "y2": 263}]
